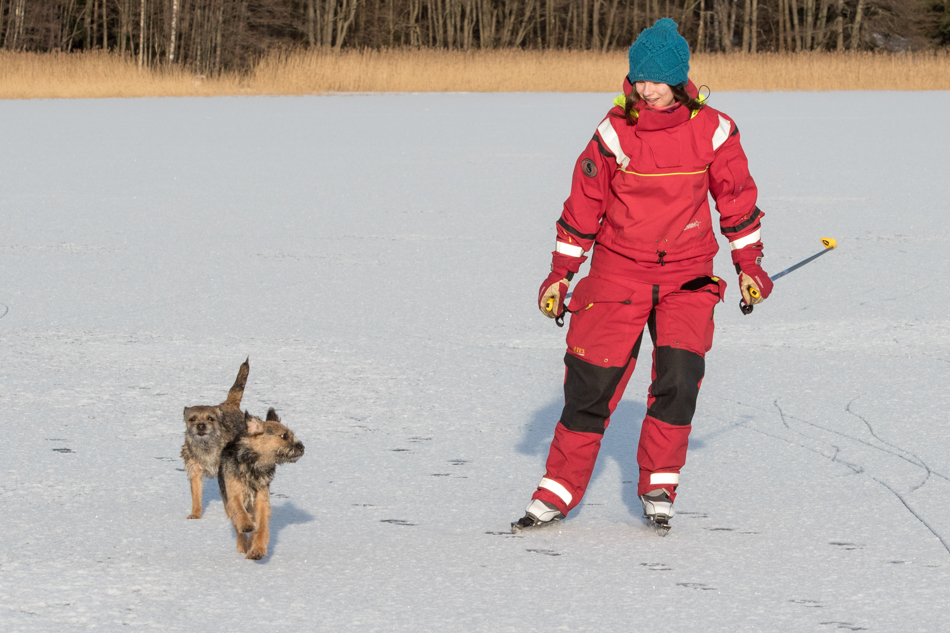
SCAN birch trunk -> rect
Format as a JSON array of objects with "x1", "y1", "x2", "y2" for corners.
[
  {"x1": 834, "y1": 0, "x2": 843, "y2": 50},
  {"x1": 741, "y1": 0, "x2": 751, "y2": 51},
  {"x1": 804, "y1": 0, "x2": 813, "y2": 49},
  {"x1": 592, "y1": 0, "x2": 602, "y2": 51},
  {"x1": 169, "y1": 0, "x2": 179, "y2": 60},
  {"x1": 479, "y1": 0, "x2": 497, "y2": 49},
  {"x1": 750, "y1": 0, "x2": 758, "y2": 52},
  {"x1": 307, "y1": 0, "x2": 315, "y2": 46},
  {"x1": 83, "y1": 0, "x2": 93, "y2": 49},
  {"x1": 334, "y1": 0, "x2": 361, "y2": 51},
  {"x1": 850, "y1": 0, "x2": 864, "y2": 50},
  {"x1": 697, "y1": 5, "x2": 705, "y2": 52},
  {"x1": 815, "y1": 0, "x2": 828, "y2": 49},
  {"x1": 138, "y1": 0, "x2": 145, "y2": 65},
  {"x1": 580, "y1": 0, "x2": 588, "y2": 49},
  {"x1": 728, "y1": 0, "x2": 738, "y2": 49},
  {"x1": 601, "y1": 0, "x2": 619, "y2": 52},
  {"x1": 513, "y1": 0, "x2": 536, "y2": 47},
  {"x1": 789, "y1": 0, "x2": 801, "y2": 52}
]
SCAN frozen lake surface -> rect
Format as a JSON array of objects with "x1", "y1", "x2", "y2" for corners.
[{"x1": 1, "y1": 91, "x2": 948, "y2": 631}]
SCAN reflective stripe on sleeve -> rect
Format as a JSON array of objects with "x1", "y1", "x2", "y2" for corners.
[
  {"x1": 538, "y1": 477, "x2": 573, "y2": 506},
  {"x1": 555, "y1": 241, "x2": 585, "y2": 257},
  {"x1": 649, "y1": 472, "x2": 680, "y2": 486},
  {"x1": 596, "y1": 119, "x2": 630, "y2": 169},
  {"x1": 730, "y1": 228, "x2": 762, "y2": 250},
  {"x1": 712, "y1": 115, "x2": 732, "y2": 151}
]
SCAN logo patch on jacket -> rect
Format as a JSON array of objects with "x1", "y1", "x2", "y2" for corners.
[{"x1": 581, "y1": 159, "x2": 597, "y2": 178}]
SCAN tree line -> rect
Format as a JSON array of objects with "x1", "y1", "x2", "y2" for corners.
[{"x1": 2, "y1": 0, "x2": 947, "y2": 74}]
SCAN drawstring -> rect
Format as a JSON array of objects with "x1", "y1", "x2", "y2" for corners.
[{"x1": 656, "y1": 251, "x2": 667, "y2": 266}]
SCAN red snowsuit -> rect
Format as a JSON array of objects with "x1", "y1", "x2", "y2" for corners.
[{"x1": 533, "y1": 81, "x2": 765, "y2": 516}]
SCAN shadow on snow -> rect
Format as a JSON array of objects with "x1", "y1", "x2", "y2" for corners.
[{"x1": 517, "y1": 395, "x2": 708, "y2": 520}]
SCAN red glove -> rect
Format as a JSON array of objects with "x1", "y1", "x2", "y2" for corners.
[
  {"x1": 732, "y1": 247, "x2": 773, "y2": 303},
  {"x1": 539, "y1": 271, "x2": 570, "y2": 318},
  {"x1": 539, "y1": 249, "x2": 588, "y2": 318}
]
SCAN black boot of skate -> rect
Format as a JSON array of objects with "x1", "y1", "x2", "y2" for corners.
[
  {"x1": 640, "y1": 488, "x2": 674, "y2": 536},
  {"x1": 511, "y1": 499, "x2": 564, "y2": 534}
]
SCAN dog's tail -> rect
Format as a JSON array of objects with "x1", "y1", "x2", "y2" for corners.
[{"x1": 222, "y1": 357, "x2": 250, "y2": 411}]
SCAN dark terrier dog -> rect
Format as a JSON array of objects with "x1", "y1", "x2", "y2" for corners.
[
  {"x1": 218, "y1": 408, "x2": 304, "y2": 560},
  {"x1": 181, "y1": 358, "x2": 250, "y2": 519}
]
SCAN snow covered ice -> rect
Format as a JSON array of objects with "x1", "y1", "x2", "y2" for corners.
[{"x1": 1, "y1": 91, "x2": 948, "y2": 631}]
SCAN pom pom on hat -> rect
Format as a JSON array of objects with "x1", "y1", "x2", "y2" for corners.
[{"x1": 627, "y1": 18, "x2": 690, "y2": 87}]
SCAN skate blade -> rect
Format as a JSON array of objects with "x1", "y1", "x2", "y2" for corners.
[
  {"x1": 646, "y1": 515, "x2": 672, "y2": 537},
  {"x1": 510, "y1": 517, "x2": 563, "y2": 535}
]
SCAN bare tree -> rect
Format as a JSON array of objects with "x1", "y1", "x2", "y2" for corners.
[
  {"x1": 850, "y1": 0, "x2": 864, "y2": 49},
  {"x1": 169, "y1": 0, "x2": 179, "y2": 60}
]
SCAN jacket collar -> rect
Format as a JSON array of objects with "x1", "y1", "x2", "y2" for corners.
[{"x1": 621, "y1": 78, "x2": 699, "y2": 131}]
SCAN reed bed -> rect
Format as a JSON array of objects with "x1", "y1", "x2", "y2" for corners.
[
  {"x1": 1, "y1": 48, "x2": 948, "y2": 99},
  {"x1": 0, "y1": 51, "x2": 241, "y2": 99}
]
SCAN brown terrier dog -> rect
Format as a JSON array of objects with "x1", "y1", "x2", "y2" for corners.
[
  {"x1": 181, "y1": 358, "x2": 249, "y2": 519},
  {"x1": 218, "y1": 408, "x2": 305, "y2": 560}
]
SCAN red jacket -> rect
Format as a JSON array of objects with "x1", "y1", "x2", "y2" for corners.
[{"x1": 553, "y1": 81, "x2": 764, "y2": 285}]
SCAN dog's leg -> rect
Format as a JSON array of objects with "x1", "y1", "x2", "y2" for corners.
[
  {"x1": 236, "y1": 532, "x2": 250, "y2": 554},
  {"x1": 217, "y1": 471, "x2": 229, "y2": 509},
  {"x1": 187, "y1": 463, "x2": 204, "y2": 519},
  {"x1": 224, "y1": 476, "x2": 255, "y2": 534},
  {"x1": 247, "y1": 487, "x2": 271, "y2": 560}
]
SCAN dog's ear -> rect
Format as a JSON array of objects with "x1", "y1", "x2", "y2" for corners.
[
  {"x1": 244, "y1": 411, "x2": 264, "y2": 436},
  {"x1": 266, "y1": 408, "x2": 280, "y2": 422}
]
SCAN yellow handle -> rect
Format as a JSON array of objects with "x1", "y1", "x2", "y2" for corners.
[
  {"x1": 821, "y1": 237, "x2": 837, "y2": 249},
  {"x1": 749, "y1": 287, "x2": 760, "y2": 300},
  {"x1": 544, "y1": 298, "x2": 555, "y2": 312}
]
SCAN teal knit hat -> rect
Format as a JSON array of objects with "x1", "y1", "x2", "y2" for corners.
[{"x1": 627, "y1": 18, "x2": 690, "y2": 87}]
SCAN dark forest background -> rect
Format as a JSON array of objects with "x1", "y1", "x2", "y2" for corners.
[{"x1": 2, "y1": 0, "x2": 947, "y2": 74}]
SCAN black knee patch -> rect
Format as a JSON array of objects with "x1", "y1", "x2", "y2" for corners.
[
  {"x1": 646, "y1": 346, "x2": 705, "y2": 426},
  {"x1": 560, "y1": 353, "x2": 628, "y2": 435}
]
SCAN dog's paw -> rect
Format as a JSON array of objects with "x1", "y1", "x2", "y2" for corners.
[
  {"x1": 187, "y1": 512, "x2": 201, "y2": 520},
  {"x1": 246, "y1": 548, "x2": 266, "y2": 560},
  {"x1": 237, "y1": 521, "x2": 255, "y2": 533}
]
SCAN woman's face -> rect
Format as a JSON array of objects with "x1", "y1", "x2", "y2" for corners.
[{"x1": 635, "y1": 81, "x2": 675, "y2": 108}]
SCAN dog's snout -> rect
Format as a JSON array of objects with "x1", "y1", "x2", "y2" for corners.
[{"x1": 196, "y1": 423, "x2": 207, "y2": 433}]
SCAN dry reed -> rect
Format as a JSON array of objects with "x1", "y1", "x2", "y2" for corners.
[
  {"x1": 1, "y1": 48, "x2": 948, "y2": 99},
  {"x1": 0, "y1": 50, "x2": 241, "y2": 99}
]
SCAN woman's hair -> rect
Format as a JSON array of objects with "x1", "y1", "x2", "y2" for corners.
[{"x1": 623, "y1": 83, "x2": 704, "y2": 125}]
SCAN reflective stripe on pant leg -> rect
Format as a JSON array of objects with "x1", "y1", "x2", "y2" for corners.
[
  {"x1": 637, "y1": 284, "x2": 715, "y2": 500},
  {"x1": 533, "y1": 422, "x2": 604, "y2": 515},
  {"x1": 538, "y1": 477, "x2": 572, "y2": 506},
  {"x1": 539, "y1": 336, "x2": 643, "y2": 516},
  {"x1": 637, "y1": 415, "x2": 691, "y2": 500}
]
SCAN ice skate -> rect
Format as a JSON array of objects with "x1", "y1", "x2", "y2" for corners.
[
  {"x1": 511, "y1": 499, "x2": 564, "y2": 534},
  {"x1": 640, "y1": 488, "x2": 674, "y2": 536}
]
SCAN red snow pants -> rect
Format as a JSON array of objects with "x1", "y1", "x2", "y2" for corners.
[{"x1": 532, "y1": 270, "x2": 724, "y2": 516}]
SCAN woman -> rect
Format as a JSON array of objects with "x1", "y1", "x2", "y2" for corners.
[{"x1": 513, "y1": 18, "x2": 772, "y2": 534}]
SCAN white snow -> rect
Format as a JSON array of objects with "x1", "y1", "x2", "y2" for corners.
[{"x1": 1, "y1": 91, "x2": 948, "y2": 632}]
